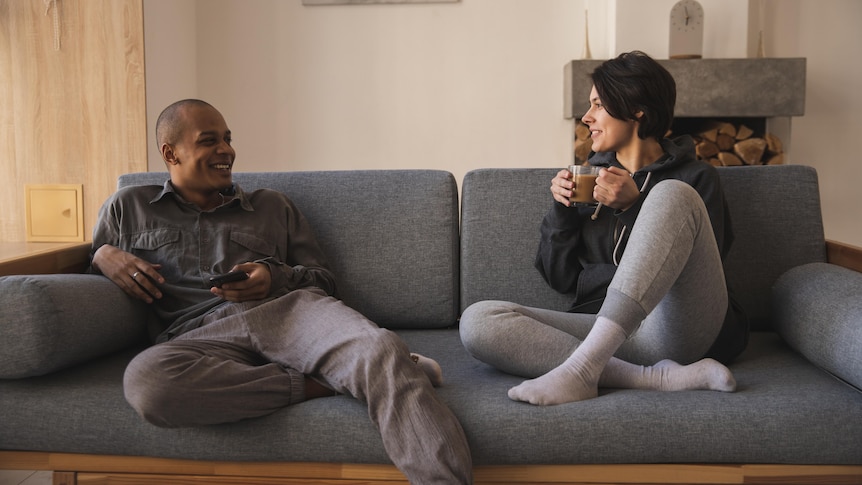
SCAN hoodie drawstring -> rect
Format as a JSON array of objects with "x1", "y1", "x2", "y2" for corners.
[{"x1": 611, "y1": 171, "x2": 652, "y2": 266}]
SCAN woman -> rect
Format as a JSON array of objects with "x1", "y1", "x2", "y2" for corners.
[{"x1": 460, "y1": 51, "x2": 748, "y2": 406}]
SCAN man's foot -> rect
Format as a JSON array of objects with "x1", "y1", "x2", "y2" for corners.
[{"x1": 411, "y1": 353, "x2": 443, "y2": 387}]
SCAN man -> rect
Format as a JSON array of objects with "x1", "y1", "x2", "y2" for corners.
[{"x1": 91, "y1": 99, "x2": 472, "y2": 484}]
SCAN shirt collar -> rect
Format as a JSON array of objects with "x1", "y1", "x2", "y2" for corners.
[{"x1": 151, "y1": 180, "x2": 255, "y2": 212}]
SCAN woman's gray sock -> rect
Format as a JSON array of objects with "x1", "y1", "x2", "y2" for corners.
[{"x1": 508, "y1": 316, "x2": 626, "y2": 405}]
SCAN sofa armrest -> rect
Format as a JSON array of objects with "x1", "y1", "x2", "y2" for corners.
[
  {"x1": 772, "y1": 262, "x2": 862, "y2": 390},
  {"x1": 0, "y1": 274, "x2": 150, "y2": 378},
  {"x1": 826, "y1": 239, "x2": 862, "y2": 273}
]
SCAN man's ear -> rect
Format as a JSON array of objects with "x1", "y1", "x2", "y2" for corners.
[{"x1": 161, "y1": 143, "x2": 179, "y2": 165}]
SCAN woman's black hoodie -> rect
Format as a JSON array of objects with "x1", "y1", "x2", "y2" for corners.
[{"x1": 535, "y1": 135, "x2": 748, "y2": 363}]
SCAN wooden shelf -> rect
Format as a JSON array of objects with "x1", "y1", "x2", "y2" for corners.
[
  {"x1": 827, "y1": 239, "x2": 862, "y2": 273},
  {"x1": 0, "y1": 241, "x2": 91, "y2": 276}
]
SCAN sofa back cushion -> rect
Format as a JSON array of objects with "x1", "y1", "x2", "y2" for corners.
[
  {"x1": 118, "y1": 170, "x2": 460, "y2": 329},
  {"x1": 718, "y1": 165, "x2": 826, "y2": 329},
  {"x1": 460, "y1": 165, "x2": 826, "y2": 331},
  {"x1": 460, "y1": 169, "x2": 573, "y2": 313}
]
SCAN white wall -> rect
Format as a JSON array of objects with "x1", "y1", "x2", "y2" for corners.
[
  {"x1": 144, "y1": 0, "x2": 862, "y2": 246},
  {"x1": 613, "y1": 0, "x2": 749, "y2": 57},
  {"x1": 146, "y1": 0, "x2": 600, "y2": 177},
  {"x1": 143, "y1": 0, "x2": 196, "y2": 172},
  {"x1": 767, "y1": 0, "x2": 862, "y2": 247}
]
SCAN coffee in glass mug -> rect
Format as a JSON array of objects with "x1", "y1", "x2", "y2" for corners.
[{"x1": 568, "y1": 164, "x2": 600, "y2": 205}]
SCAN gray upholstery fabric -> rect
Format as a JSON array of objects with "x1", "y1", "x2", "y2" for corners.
[
  {"x1": 1, "y1": 332, "x2": 860, "y2": 464},
  {"x1": 0, "y1": 274, "x2": 148, "y2": 378},
  {"x1": 773, "y1": 262, "x2": 862, "y2": 390},
  {"x1": 117, "y1": 170, "x2": 460, "y2": 329},
  {"x1": 460, "y1": 165, "x2": 828, "y2": 331},
  {"x1": 718, "y1": 165, "x2": 827, "y2": 330},
  {"x1": 0, "y1": 346, "x2": 390, "y2": 463},
  {"x1": 460, "y1": 168, "x2": 572, "y2": 313}
]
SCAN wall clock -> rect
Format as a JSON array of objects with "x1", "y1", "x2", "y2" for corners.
[{"x1": 669, "y1": 0, "x2": 704, "y2": 59}]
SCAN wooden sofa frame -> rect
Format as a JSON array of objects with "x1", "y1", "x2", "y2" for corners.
[{"x1": 1, "y1": 240, "x2": 861, "y2": 485}]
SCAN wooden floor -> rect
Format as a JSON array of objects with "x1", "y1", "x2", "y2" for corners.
[
  {"x1": 1, "y1": 451, "x2": 861, "y2": 485},
  {"x1": 0, "y1": 470, "x2": 51, "y2": 485}
]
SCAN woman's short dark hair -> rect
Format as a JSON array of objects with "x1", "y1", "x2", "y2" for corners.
[{"x1": 590, "y1": 51, "x2": 676, "y2": 141}]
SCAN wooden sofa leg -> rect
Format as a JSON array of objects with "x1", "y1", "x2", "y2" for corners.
[{"x1": 53, "y1": 471, "x2": 76, "y2": 485}]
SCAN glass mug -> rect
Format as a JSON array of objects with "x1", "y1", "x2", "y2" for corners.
[{"x1": 568, "y1": 164, "x2": 600, "y2": 206}]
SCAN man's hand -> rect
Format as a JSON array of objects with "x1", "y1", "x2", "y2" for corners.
[
  {"x1": 92, "y1": 244, "x2": 164, "y2": 304},
  {"x1": 595, "y1": 166, "x2": 640, "y2": 211},
  {"x1": 210, "y1": 262, "x2": 272, "y2": 302}
]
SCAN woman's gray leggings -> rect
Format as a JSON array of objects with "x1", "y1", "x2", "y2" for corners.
[{"x1": 460, "y1": 180, "x2": 727, "y2": 377}]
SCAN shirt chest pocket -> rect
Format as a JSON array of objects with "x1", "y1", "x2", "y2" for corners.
[
  {"x1": 129, "y1": 229, "x2": 181, "y2": 252},
  {"x1": 127, "y1": 229, "x2": 183, "y2": 279},
  {"x1": 229, "y1": 231, "x2": 277, "y2": 260}
]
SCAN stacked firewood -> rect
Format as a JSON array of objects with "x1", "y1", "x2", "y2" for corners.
[
  {"x1": 573, "y1": 121, "x2": 784, "y2": 166},
  {"x1": 574, "y1": 122, "x2": 592, "y2": 163},
  {"x1": 691, "y1": 121, "x2": 784, "y2": 166}
]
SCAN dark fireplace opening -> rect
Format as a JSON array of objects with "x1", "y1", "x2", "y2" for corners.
[{"x1": 671, "y1": 116, "x2": 766, "y2": 140}]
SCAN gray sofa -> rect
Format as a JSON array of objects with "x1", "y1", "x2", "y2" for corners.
[{"x1": 1, "y1": 165, "x2": 861, "y2": 484}]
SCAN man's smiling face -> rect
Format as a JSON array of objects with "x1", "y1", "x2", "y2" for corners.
[{"x1": 167, "y1": 104, "x2": 236, "y2": 202}]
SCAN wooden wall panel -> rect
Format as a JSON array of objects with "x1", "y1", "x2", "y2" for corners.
[{"x1": 0, "y1": 0, "x2": 146, "y2": 242}]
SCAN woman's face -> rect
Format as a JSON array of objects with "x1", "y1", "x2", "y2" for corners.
[{"x1": 581, "y1": 85, "x2": 639, "y2": 153}]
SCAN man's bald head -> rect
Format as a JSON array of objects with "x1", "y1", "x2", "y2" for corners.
[{"x1": 155, "y1": 99, "x2": 216, "y2": 148}]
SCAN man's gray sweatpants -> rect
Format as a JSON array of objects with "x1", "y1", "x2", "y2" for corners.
[{"x1": 124, "y1": 288, "x2": 473, "y2": 484}]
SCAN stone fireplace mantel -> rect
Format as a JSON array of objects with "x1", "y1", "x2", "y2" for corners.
[{"x1": 564, "y1": 58, "x2": 806, "y2": 119}]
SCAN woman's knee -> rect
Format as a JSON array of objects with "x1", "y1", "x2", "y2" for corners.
[
  {"x1": 644, "y1": 180, "x2": 709, "y2": 220},
  {"x1": 650, "y1": 179, "x2": 700, "y2": 201},
  {"x1": 459, "y1": 300, "x2": 518, "y2": 355}
]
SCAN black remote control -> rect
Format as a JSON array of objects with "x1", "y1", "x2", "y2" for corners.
[{"x1": 208, "y1": 270, "x2": 249, "y2": 288}]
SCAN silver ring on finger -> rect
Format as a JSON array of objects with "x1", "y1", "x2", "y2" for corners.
[{"x1": 132, "y1": 271, "x2": 139, "y2": 280}]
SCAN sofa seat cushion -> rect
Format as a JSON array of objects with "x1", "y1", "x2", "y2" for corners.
[
  {"x1": 1, "y1": 331, "x2": 860, "y2": 465},
  {"x1": 773, "y1": 262, "x2": 862, "y2": 390},
  {"x1": 0, "y1": 274, "x2": 149, "y2": 379}
]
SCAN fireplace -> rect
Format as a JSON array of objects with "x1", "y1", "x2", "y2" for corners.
[{"x1": 564, "y1": 58, "x2": 806, "y2": 165}]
